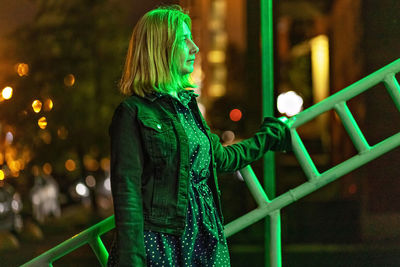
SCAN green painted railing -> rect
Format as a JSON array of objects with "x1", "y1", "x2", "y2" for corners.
[
  {"x1": 21, "y1": 216, "x2": 115, "y2": 267},
  {"x1": 22, "y1": 58, "x2": 400, "y2": 267}
]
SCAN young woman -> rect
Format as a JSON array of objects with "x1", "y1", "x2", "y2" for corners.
[{"x1": 108, "y1": 5, "x2": 291, "y2": 267}]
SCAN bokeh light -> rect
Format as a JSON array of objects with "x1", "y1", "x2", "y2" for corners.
[
  {"x1": 16, "y1": 63, "x2": 29, "y2": 77},
  {"x1": 44, "y1": 98, "x2": 54, "y2": 111},
  {"x1": 104, "y1": 178, "x2": 111, "y2": 191},
  {"x1": 0, "y1": 170, "x2": 4, "y2": 180},
  {"x1": 38, "y1": 117, "x2": 47, "y2": 129},
  {"x1": 57, "y1": 126, "x2": 68, "y2": 140},
  {"x1": 5, "y1": 132, "x2": 14, "y2": 145},
  {"x1": 222, "y1": 130, "x2": 235, "y2": 144},
  {"x1": 83, "y1": 155, "x2": 99, "y2": 171},
  {"x1": 277, "y1": 91, "x2": 303, "y2": 117},
  {"x1": 40, "y1": 130, "x2": 52, "y2": 144},
  {"x1": 43, "y1": 163, "x2": 52, "y2": 175},
  {"x1": 32, "y1": 100, "x2": 42, "y2": 113},
  {"x1": 65, "y1": 159, "x2": 76, "y2": 172},
  {"x1": 64, "y1": 74, "x2": 75, "y2": 86},
  {"x1": 75, "y1": 182, "x2": 89, "y2": 197},
  {"x1": 85, "y1": 175, "x2": 96, "y2": 188},
  {"x1": 229, "y1": 109, "x2": 242, "y2": 122},
  {"x1": 100, "y1": 158, "x2": 110, "y2": 172},
  {"x1": 2, "y1": 87, "x2": 13, "y2": 100}
]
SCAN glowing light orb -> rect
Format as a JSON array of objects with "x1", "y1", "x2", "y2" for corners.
[
  {"x1": 32, "y1": 100, "x2": 42, "y2": 113},
  {"x1": 85, "y1": 175, "x2": 96, "y2": 188},
  {"x1": 5, "y1": 132, "x2": 13, "y2": 144},
  {"x1": 17, "y1": 63, "x2": 29, "y2": 76},
  {"x1": 75, "y1": 182, "x2": 89, "y2": 197},
  {"x1": 44, "y1": 98, "x2": 54, "y2": 111},
  {"x1": 104, "y1": 177, "x2": 111, "y2": 191},
  {"x1": 229, "y1": 109, "x2": 242, "y2": 122},
  {"x1": 2, "y1": 87, "x2": 13, "y2": 100},
  {"x1": 65, "y1": 159, "x2": 76, "y2": 172},
  {"x1": 43, "y1": 163, "x2": 52, "y2": 175},
  {"x1": 277, "y1": 91, "x2": 303, "y2": 117},
  {"x1": 64, "y1": 74, "x2": 75, "y2": 86},
  {"x1": 38, "y1": 117, "x2": 47, "y2": 129}
]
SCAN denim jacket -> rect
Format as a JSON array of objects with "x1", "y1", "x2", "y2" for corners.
[{"x1": 109, "y1": 91, "x2": 291, "y2": 266}]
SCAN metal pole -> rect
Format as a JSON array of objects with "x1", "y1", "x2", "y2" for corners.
[{"x1": 261, "y1": 0, "x2": 281, "y2": 266}]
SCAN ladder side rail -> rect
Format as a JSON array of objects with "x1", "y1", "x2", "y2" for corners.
[
  {"x1": 21, "y1": 215, "x2": 115, "y2": 267},
  {"x1": 334, "y1": 101, "x2": 370, "y2": 153},
  {"x1": 293, "y1": 58, "x2": 400, "y2": 128}
]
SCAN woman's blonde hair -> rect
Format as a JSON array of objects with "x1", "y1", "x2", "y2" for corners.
[{"x1": 119, "y1": 5, "x2": 196, "y2": 97}]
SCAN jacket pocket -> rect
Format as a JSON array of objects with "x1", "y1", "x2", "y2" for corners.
[{"x1": 139, "y1": 117, "x2": 174, "y2": 159}]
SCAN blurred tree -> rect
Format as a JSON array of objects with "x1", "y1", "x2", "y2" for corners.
[{"x1": 0, "y1": 0, "x2": 128, "y2": 193}]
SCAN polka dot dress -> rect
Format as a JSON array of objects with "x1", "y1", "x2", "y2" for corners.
[{"x1": 143, "y1": 90, "x2": 231, "y2": 266}]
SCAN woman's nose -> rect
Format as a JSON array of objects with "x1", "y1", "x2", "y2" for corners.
[{"x1": 190, "y1": 40, "x2": 199, "y2": 54}]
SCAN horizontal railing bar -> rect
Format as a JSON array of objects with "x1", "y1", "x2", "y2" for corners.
[
  {"x1": 292, "y1": 58, "x2": 400, "y2": 128},
  {"x1": 21, "y1": 215, "x2": 115, "y2": 267},
  {"x1": 334, "y1": 101, "x2": 370, "y2": 153}
]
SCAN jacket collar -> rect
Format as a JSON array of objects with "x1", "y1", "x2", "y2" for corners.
[{"x1": 144, "y1": 89, "x2": 199, "y2": 103}]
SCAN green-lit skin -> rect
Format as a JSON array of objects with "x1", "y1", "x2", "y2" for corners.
[{"x1": 174, "y1": 23, "x2": 199, "y2": 77}]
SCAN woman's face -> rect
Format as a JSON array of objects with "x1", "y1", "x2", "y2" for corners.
[{"x1": 174, "y1": 23, "x2": 199, "y2": 76}]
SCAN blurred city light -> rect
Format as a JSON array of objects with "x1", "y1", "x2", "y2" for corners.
[
  {"x1": 43, "y1": 163, "x2": 52, "y2": 175},
  {"x1": 277, "y1": 91, "x2": 303, "y2": 117},
  {"x1": 103, "y1": 177, "x2": 111, "y2": 192},
  {"x1": 222, "y1": 130, "x2": 235, "y2": 144},
  {"x1": 38, "y1": 117, "x2": 47, "y2": 129},
  {"x1": 16, "y1": 63, "x2": 29, "y2": 77},
  {"x1": 32, "y1": 100, "x2": 42, "y2": 113},
  {"x1": 39, "y1": 130, "x2": 52, "y2": 144},
  {"x1": 0, "y1": 170, "x2": 4, "y2": 180},
  {"x1": 209, "y1": 83, "x2": 225, "y2": 97},
  {"x1": 100, "y1": 158, "x2": 110, "y2": 172},
  {"x1": 5, "y1": 132, "x2": 14, "y2": 145},
  {"x1": 85, "y1": 175, "x2": 96, "y2": 188},
  {"x1": 2, "y1": 86, "x2": 13, "y2": 100},
  {"x1": 75, "y1": 182, "x2": 89, "y2": 197},
  {"x1": 64, "y1": 74, "x2": 75, "y2": 86},
  {"x1": 229, "y1": 108, "x2": 242, "y2": 121},
  {"x1": 207, "y1": 50, "x2": 226, "y2": 63},
  {"x1": 44, "y1": 98, "x2": 53, "y2": 111},
  {"x1": 57, "y1": 126, "x2": 68, "y2": 140},
  {"x1": 65, "y1": 159, "x2": 76, "y2": 172},
  {"x1": 83, "y1": 155, "x2": 99, "y2": 171},
  {"x1": 311, "y1": 34, "x2": 330, "y2": 104}
]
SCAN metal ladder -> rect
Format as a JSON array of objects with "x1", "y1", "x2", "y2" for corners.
[{"x1": 22, "y1": 58, "x2": 400, "y2": 267}]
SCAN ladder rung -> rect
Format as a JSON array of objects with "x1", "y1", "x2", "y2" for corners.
[
  {"x1": 291, "y1": 129, "x2": 320, "y2": 180},
  {"x1": 334, "y1": 101, "x2": 370, "y2": 153},
  {"x1": 384, "y1": 74, "x2": 400, "y2": 112}
]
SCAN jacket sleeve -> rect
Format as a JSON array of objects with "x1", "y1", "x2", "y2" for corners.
[
  {"x1": 210, "y1": 117, "x2": 292, "y2": 173},
  {"x1": 109, "y1": 102, "x2": 146, "y2": 267}
]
